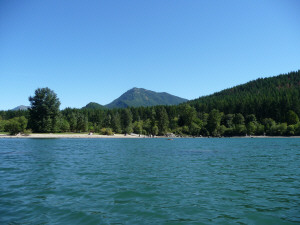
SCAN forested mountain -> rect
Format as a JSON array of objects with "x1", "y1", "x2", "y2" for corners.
[
  {"x1": 83, "y1": 102, "x2": 105, "y2": 109},
  {"x1": 189, "y1": 70, "x2": 300, "y2": 122},
  {"x1": 105, "y1": 88, "x2": 188, "y2": 108}
]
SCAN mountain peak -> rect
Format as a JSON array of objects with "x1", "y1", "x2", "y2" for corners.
[
  {"x1": 129, "y1": 87, "x2": 146, "y2": 92},
  {"x1": 105, "y1": 88, "x2": 188, "y2": 108},
  {"x1": 82, "y1": 102, "x2": 105, "y2": 109},
  {"x1": 12, "y1": 105, "x2": 30, "y2": 111}
]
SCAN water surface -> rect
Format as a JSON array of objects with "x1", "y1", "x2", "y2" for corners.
[{"x1": 0, "y1": 138, "x2": 299, "y2": 224}]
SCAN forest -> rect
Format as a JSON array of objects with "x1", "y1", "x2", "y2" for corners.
[{"x1": 1, "y1": 70, "x2": 300, "y2": 136}]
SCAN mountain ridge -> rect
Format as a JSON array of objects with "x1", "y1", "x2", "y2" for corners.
[
  {"x1": 105, "y1": 87, "x2": 188, "y2": 108},
  {"x1": 12, "y1": 105, "x2": 30, "y2": 111},
  {"x1": 82, "y1": 102, "x2": 105, "y2": 109},
  {"x1": 188, "y1": 70, "x2": 300, "y2": 121}
]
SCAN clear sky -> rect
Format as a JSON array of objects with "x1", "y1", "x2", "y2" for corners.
[{"x1": 0, "y1": 0, "x2": 300, "y2": 110}]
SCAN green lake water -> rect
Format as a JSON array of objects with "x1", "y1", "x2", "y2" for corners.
[{"x1": 0, "y1": 138, "x2": 299, "y2": 224}]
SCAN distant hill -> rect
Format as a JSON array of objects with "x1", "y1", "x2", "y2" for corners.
[
  {"x1": 105, "y1": 88, "x2": 188, "y2": 108},
  {"x1": 12, "y1": 105, "x2": 30, "y2": 111},
  {"x1": 82, "y1": 102, "x2": 106, "y2": 109},
  {"x1": 188, "y1": 70, "x2": 300, "y2": 121}
]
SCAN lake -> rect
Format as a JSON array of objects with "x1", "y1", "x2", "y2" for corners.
[{"x1": 0, "y1": 138, "x2": 299, "y2": 224}]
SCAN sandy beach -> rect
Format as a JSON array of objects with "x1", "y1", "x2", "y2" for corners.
[
  {"x1": 0, "y1": 133, "x2": 299, "y2": 139},
  {"x1": 0, "y1": 133, "x2": 147, "y2": 139}
]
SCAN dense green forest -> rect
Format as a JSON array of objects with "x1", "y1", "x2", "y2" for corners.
[
  {"x1": 189, "y1": 70, "x2": 300, "y2": 122},
  {"x1": 1, "y1": 70, "x2": 300, "y2": 136}
]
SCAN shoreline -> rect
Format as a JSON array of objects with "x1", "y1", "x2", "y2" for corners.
[
  {"x1": 0, "y1": 133, "x2": 300, "y2": 139},
  {"x1": 0, "y1": 133, "x2": 145, "y2": 139}
]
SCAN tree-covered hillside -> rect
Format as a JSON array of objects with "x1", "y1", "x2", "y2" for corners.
[
  {"x1": 105, "y1": 88, "x2": 188, "y2": 108},
  {"x1": 83, "y1": 102, "x2": 106, "y2": 110},
  {"x1": 189, "y1": 70, "x2": 300, "y2": 122}
]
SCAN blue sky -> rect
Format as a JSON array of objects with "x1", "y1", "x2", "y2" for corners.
[{"x1": 0, "y1": 0, "x2": 299, "y2": 110}]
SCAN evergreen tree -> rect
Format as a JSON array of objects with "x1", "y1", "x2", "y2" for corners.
[
  {"x1": 156, "y1": 107, "x2": 169, "y2": 135},
  {"x1": 111, "y1": 112, "x2": 122, "y2": 133},
  {"x1": 150, "y1": 108, "x2": 157, "y2": 135},
  {"x1": 121, "y1": 109, "x2": 133, "y2": 134},
  {"x1": 103, "y1": 114, "x2": 112, "y2": 128},
  {"x1": 178, "y1": 104, "x2": 196, "y2": 128},
  {"x1": 133, "y1": 121, "x2": 143, "y2": 134},
  {"x1": 76, "y1": 114, "x2": 88, "y2": 132},
  {"x1": 69, "y1": 113, "x2": 78, "y2": 132},
  {"x1": 28, "y1": 88, "x2": 60, "y2": 133}
]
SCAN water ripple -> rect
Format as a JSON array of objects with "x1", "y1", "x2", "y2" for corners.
[{"x1": 0, "y1": 138, "x2": 300, "y2": 224}]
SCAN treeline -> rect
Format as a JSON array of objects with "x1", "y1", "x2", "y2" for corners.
[
  {"x1": 1, "y1": 70, "x2": 300, "y2": 136},
  {"x1": 59, "y1": 106, "x2": 300, "y2": 136},
  {"x1": 1, "y1": 104, "x2": 300, "y2": 136}
]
